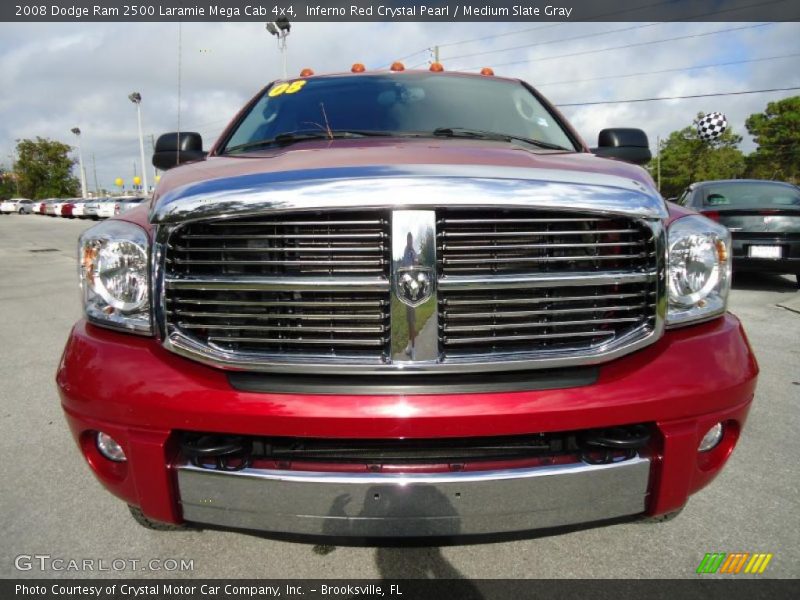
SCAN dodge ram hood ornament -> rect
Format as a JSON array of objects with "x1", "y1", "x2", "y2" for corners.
[{"x1": 395, "y1": 266, "x2": 433, "y2": 308}]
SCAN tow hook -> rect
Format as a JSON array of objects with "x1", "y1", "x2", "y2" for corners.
[
  {"x1": 181, "y1": 434, "x2": 252, "y2": 471},
  {"x1": 579, "y1": 425, "x2": 651, "y2": 465}
]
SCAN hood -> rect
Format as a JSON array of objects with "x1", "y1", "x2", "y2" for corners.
[{"x1": 151, "y1": 137, "x2": 663, "y2": 223}]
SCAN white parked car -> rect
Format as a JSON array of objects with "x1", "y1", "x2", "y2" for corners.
[
  {"x1": 1, "y1": 198, "x2": 32, "y2": 214},
  {"x1": 114, "y1": 196, "x2": 147, "y2": 215},
  {"x1": 72, "y1": 200, "x2": 88, "y2": 218},
  {"x1": 47, "y1": 200, "x2": 66, "y2": 216},
  {"x1": 83, "y1": 197, "x2": 114, "y2": 219},
  {"x1": 18, "y1": 199, "x2": 36, "y2": 214}
]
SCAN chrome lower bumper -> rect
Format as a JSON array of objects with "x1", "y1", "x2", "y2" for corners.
[{"x1": 177, "y1": 457, "x2": 650, "y2": 537}]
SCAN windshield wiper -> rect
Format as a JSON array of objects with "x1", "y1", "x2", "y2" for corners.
[
  {"x1": 225, "y1": 130, "x2": 397, "y2": 154},
  {"x1": 432, "y1": 127, "x2": 572, "y2": 151}
]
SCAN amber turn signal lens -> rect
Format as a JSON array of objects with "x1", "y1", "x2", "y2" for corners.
[
  {"x1": 715, "y1": 238, "x2": 729, "y2": 262},
  {"x1": 299, "y1": 68, "x2": 314, "y2": 77},
  {"x1": 351, "y1": 63, "x2": 366, "y2": 73},
  {"x1": 480, "y1": 67, "x2": 495, "y2": 76},
  {"x1": 429, "y1": 62, "x2": 444, "y2": 72},
  {"x1": 390, "y1": 62, "x2": 405, "y2": 72}
]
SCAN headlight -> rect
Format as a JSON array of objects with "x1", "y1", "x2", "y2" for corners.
[
  {"x1": 78, "y1": 220, "x2": 152, "y2": 335},
  {"x1": 667, "y1": 214, "x2": 731, "y2": 327}
]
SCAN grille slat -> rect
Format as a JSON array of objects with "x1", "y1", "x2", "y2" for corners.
[
  {"x1": 444, "y1": 331, "x2": 618, "y2": 345},
  {"x1": 174, "y1": 311, "x2": 387, "y2": 321},
  {"x1": 440, "y1": 228, "x2": 642, "y2": 237},
  {"x1": 171, "y1": 245, "x2": 385, "y2": 253},
  {"x1": 183, "y1": 324, "x2": 387, "y2": 334},
  {"x1": 444, "y1": 317, "x2": 645, "y2": 333},
  {"x1": 208, "y1": 336, "x2": 388, "y2": 347},
  {"x1": 444, "y1": 292, "x2": 651, "y2": 306},
  {"x1": 168, "y1": 299, "x2": 386, "y2": 308},
  {"x1": 206, "y1": 219, "x2": 388, "y2": 227},
  {"x1": 165, "y1": 276, "x2": 389, "y2": 292},
  {"x1": 444, "y1": 241, "x2": 645, "y2": 250},
  {"x1": 445, "y1": 305, "x2": 650, "y2": 320},
  {"x1": 442, "y1": 253, "x2": 651, "y2": 264},
  {"x1": 170, "y1": 258, "x2": 383, "y2": 266},
  {"x1": 182, "y1": 233, "x2": 385, "y2": 240}
]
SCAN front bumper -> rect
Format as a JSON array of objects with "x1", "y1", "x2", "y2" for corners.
[
  {"x1": 57, "y1": 313, "x2": 758, "y2": 537},
  {"x1": 178, "y1": 458, "x2": 650, "y2": 537}
]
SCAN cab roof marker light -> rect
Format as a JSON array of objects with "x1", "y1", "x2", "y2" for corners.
[
  {"x1": 299, "y1": 68, "x2": 314, "y2": 77},
  {"x1": 390, "y1": 62, "x2": 405, "y2": 72},
  {"x1": 430, "y1": 62, "x2": 445, "y2": 72},
  {"x1": 351, "y1": 63, "x2": 366, "y2": 73},
  {"x1": 480, "y1": 67, "x2": 495, "y2": 76}
]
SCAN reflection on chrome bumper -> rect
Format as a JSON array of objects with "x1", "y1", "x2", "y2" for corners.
[{"x1": 177, "y1": 457, "x2": 650, "y2": 537}]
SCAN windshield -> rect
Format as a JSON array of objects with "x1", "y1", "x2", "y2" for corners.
[
  {"x1": 222, "y1": 73, "x2": 577, "y2": 153},
  {"x1": 702, "y1": 182, "x2": 800, "y2": 209}
]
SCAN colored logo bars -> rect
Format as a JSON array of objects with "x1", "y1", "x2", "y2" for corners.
[{"x1": 696, "y1": 552, "x2": 773, "y2": 574}]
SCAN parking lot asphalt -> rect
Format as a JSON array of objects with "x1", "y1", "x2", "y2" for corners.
[{"x1": 0, "y1": 213, "x2": 798, "y2": 579}]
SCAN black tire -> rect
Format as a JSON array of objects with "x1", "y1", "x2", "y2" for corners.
[
  {"x1": 639, "y1": 507, "x2": 684, "y2": 523},
  {"x1": 128, "y1": 505, "x2": 188, "y2": 531}
]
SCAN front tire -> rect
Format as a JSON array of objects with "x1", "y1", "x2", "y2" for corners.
[{"x1": 128, "y1": 505, "x2": 189, "y2": 531}]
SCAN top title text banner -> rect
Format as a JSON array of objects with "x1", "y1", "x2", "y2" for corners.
[{"x1": 4, "y1": 0, "x2": 799, "y2": 22}]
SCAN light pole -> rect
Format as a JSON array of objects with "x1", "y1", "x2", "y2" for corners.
[
  {"x1": 7, "y1": 153, "x2": 20, "y2": 195},
  {"x1": 70, "y1": 127, "x2": 88, "y2": 199},
  {"x1": 656, "y1": 135, "x2": 661, "y2": 193},
  {"x1": 266, "y1": 18, "x2": 291, "y2": 78},
  {"x1": 128, "y1": 92, "x2": 148, "y2": 194}
]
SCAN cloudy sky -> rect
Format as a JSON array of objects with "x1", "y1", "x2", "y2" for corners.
[{"x1": 0, "y1": 19, "x2": 798, "y2": 192}]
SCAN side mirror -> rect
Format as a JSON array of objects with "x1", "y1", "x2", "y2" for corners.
[
  {"x1": 152, "y1": 132, "x2": 207, "y2": 171},
  {"x1": 592, "y1": 128, "x2": 652, "y2": 166}
]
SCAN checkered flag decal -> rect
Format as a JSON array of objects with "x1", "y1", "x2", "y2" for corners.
[{"x1": 696, "y1": 112, "x2": 728, "y2": 141}]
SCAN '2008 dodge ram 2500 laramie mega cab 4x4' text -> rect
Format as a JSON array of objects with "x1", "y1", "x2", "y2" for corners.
[{"x1": 57, "y1": 65, "x2": 757, "y2": 537}]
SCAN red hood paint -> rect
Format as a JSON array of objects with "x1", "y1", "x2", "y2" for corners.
[
  {"x1": 153, "y1": 137, "x2": 657, "y2": 199},
  {"x1": 120, "y1": 137, "x2": 674, "y2": 234}
]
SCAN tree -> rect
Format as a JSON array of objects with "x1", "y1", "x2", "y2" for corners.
[
  {"x1": 649, "y1": 113, "x2": 745, "y2": 199},
  {"x1": 0, "y1": 165, "x2": 18, "y2": 200},
  {"x1": 744, "y1": 96, "x2": 800, "y2": 183},
  {"x1": 14, "y1": 137, "x2": 80, "y2": 199}
]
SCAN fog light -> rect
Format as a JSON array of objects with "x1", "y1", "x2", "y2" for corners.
[
  {"x1": 96, "y1": 432, "x2": 127, "y2": 462},
  {"x1": 698, "y1": 423, "x2": 724, "y2": 452}
]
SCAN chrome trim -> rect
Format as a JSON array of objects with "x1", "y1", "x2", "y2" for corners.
[
  {"x1": 391, "y1": 210, "x2": 438, "y2": 363},
  {"x1": 177, "y1": 456, "x2": 651, "y2": 537},
  {"x1": 151, "y1": 167, "x2": 667, "y2": 224},
  {"x1": 152, "y1": 172, "x2": 668, "y2": 374},
  {"x1": 165, "y1": 275, "x2": 389, "y2": 293},
  {"x1": 439, "y1": 270, "x2": 658, "y2": 291}
]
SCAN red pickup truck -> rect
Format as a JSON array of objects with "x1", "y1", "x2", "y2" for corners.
[{"x1": 57, "y1": 66, "x2": 757, "y2": 537}]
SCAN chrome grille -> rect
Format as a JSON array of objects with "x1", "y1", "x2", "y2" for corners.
[
  {"x1": 439, "y1": 211, "x2": 654, "y2": 276},
  {"x1": 163, "y1": 212, "x2": 391, "y2": 361},
  {"x1": 166, "y1": 289, "x2": 389, "y2": 357},
  {"x1": 167, "y1": 213, "x2": 389, "y2": 277},
  {"x1": 437, "y1": 209, "x2": 659, "y2": 359},
  {"x1": 160, "y1": 207, "x2": 662, "y2": 372},
  {"x1": 440, "y1": 282, "x2": 656, "y2": 356}
]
